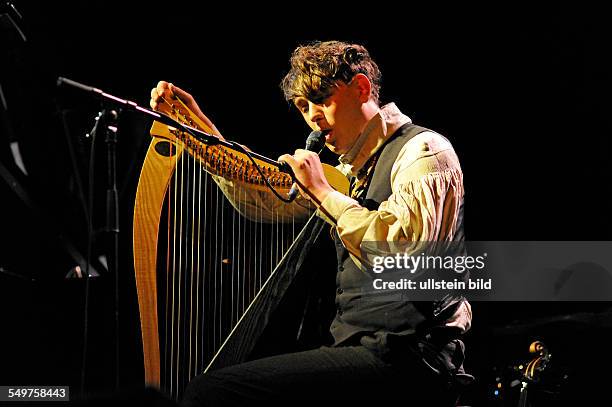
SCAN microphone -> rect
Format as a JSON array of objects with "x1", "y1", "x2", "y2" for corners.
[
  {"x1": 287, "y1": 130, "x2": 328, "y2": 201},
  {"x1": 305, "y1": 129, "x2": 328, "y2": 152}
]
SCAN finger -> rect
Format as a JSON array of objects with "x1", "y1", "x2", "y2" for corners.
[
  {"x1": 150, "y1": 88, "x2": 161, "y2": 108},
  {"x1": 156, "y1": 80, "x2": 172, "y2": 99},
  {"x1": 293, "y1": 148, "x2": 315, "y2": 160},
  {"x1": 293, "y1": 148, "x2": 308, "y2": 159},
  {"x1": 278, "y1": 153, "x2": 297, "y2": 170},
  {"x1": 169, "y1": 83, "x2": 190, "y2": 100},
  {"x1": 278, "y1": 153, "x2": 295, "y2": 164}
]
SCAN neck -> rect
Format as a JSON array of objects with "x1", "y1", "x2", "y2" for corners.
[
  {"x1": 361, "y1": 100, "x2": 380, "y2": 124},
  {"x1": 350, "y1": 100, "x2": 380, "y2": 143}
]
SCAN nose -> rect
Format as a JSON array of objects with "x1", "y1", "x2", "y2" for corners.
[{"x1": 307, "y1": 101, "x2": 324, "y2": 127}]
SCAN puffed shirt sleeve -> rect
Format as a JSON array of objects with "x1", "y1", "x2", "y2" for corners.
[
  {"x1": 318, "y1": 131, "x2": 470, "y2": 331},
  {"x1": 319, "y1": 131, "x2": 464, "y2": 252},
  {"x1": 212, "y1": 175, "x2": 314, "y2": 223}
]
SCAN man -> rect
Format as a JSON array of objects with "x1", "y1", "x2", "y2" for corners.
[{"x1": 150, "y1": 40, "x2": 472, "y2": 406}]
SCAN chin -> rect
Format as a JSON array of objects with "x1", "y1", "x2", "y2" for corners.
[
  {"x1": 333, "y1": 146, "x2": 350, "y2": 155},
  {"x1": 326, "y1": 141, "x2": 349, "y2": 155}
]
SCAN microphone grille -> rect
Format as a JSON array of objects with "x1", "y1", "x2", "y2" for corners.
[{"x1": 305, "y1": 130, "x2": 328, "y2": 152}]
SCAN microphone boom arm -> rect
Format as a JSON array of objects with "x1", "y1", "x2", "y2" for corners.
[{"x1": 57, "y1": 77, "x2": 287, "y2": 171}]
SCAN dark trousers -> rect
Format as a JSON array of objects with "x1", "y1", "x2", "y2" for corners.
[{"x1": 181, "y1": 345, "x2": 459, "y2": 407}]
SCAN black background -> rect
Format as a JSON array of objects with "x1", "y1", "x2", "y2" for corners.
[{"x1": 1, "y1": 2, "x2": 611, "y2": 405}]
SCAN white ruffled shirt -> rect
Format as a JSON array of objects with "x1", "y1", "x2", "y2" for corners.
[{"x1": 214, "y1": 103, "x2": 472, "y2": 332}]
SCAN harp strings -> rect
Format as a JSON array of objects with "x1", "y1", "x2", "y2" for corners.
[{"x1": 157, "y1": 95, "x2": 302, "y2": 400}]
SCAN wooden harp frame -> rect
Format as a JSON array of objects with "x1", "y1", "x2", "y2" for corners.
[{"x1": 133, "y1": 97, "x2": 348, "y2": 387}]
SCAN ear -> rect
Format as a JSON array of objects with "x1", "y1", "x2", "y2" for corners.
[{"x1": 351, "y1": 73, "x2": 372, "y2": 103}]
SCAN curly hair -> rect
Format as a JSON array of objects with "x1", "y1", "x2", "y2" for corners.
[{"x1": 280, "y1": 40, "x2": 381, "y2": 104}]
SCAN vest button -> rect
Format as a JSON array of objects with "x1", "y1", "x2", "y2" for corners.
[
  {"x1": 338, "y1": 265, "x2": 344, "y2": 272},
  {"x1": 337, "y1": 308, "x2": 343, "y2": 316},
  {"x1": 337, "y1": 288, "x2": 343, "y2": 294}
]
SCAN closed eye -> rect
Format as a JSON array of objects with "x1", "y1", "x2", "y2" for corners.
[{"x1": 295, "y1": 104, "x2": 308, "y2": 114}]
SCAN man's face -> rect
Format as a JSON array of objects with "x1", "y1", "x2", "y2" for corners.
[{"x1": 293, "y1": 81, "x2": 367, "y2": 155}]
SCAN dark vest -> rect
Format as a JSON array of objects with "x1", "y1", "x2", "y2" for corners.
[{"x1": 329, "y1": 123, "x2": 466, "y2": 353}]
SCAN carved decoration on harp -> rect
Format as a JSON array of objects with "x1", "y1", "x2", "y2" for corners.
[{"x1": 133, "y1": 94, "x2": 348, "y2": 399}]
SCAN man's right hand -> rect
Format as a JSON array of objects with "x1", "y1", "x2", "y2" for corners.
[{"x1": 149, "y1": 81, "x2": 224, "y2": 139}]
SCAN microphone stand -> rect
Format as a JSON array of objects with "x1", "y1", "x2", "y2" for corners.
[
  {"x1": 101, "y1": 109, "x2": 121, "y2": 391},
  {"x1": 56, "y1": 77, "x2": 289, "y2": 169},
  {"x1": 57, "y1": 76, "x2": 340, "y2": 224},
  {"x1": 57, "y1": 77, "x2": 346, "y2": 220},
  {"x1": 55, "y1": 77, "x2": 317, "y2": 202},
  {"x1": 80, "y1": 108, "x2": 121, "y2": 395}
]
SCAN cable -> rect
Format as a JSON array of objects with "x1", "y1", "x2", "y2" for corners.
[
  {"x1": 228, "y1": 142, "x2": 295, "y2": 203},
  {"x1": 175, "y1": 128, "x2": 370, "y2": 268}
]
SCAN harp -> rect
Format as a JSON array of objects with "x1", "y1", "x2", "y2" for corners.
[{"x1": 133, "y1": 95, "x2": 348, "y2": 399}]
